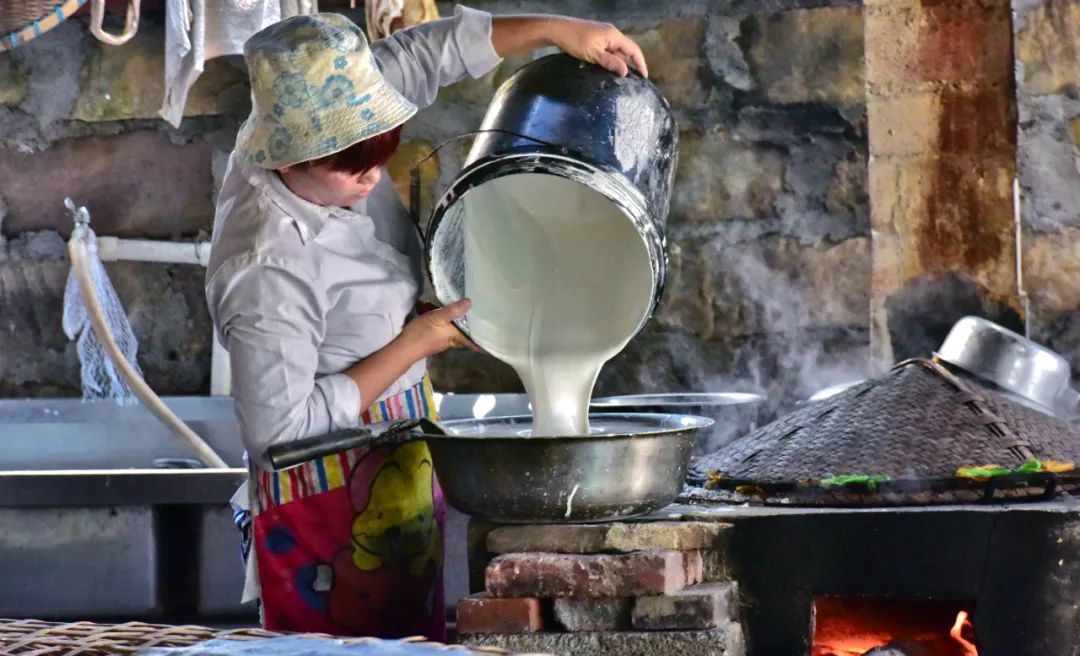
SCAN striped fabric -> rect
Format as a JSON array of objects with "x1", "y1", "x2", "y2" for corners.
[
  {"x1": 361, "y1": 374, "x2": 437, "y2": 424},
  {"x1": 257, "y1": 376, "x2": 437, "y2": 511},
  {"x1": 1, "y1": 0, "x2": 88, "y2": 52}
]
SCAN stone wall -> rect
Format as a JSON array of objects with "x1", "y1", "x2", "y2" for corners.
[
  {"x1": 865, "y1": 0, "x2": 1023, "y2": 367},
  {"x1": 3, "y1": 0, "x2": 867, "y2": 415},
  {"x1": 1014, "y1": 0, "x2": 1080, "y2": 373}
]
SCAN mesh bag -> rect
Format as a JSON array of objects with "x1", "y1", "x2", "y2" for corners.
[{"x1": 63, "y1": 226, "x2": 143, "y2": 403}]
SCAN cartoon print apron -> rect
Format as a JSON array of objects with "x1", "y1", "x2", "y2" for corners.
[{"x1": 250, "y1": 376, "x2": 445, "y2": 640}]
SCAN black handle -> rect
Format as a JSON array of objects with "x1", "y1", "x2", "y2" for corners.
[{"x1": 266, "y1": 417, "x2": 449, "y2": 470}]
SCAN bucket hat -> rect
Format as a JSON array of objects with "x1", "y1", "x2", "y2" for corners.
[{"x1": 236, "y1": 12, "x2": 417, "y2": 169}]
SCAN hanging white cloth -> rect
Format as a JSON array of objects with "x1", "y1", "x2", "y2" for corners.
[
  {"x1": 280, "y1": 0, "x2": 318, "y2": 17},
  {"x1": 161, "y1": 0, "x2": 318, "y2": 128}
]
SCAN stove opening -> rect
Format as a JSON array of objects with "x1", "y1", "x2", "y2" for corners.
[{"x1": 812, "y1": 596, "x2": 978, "y2": 656}]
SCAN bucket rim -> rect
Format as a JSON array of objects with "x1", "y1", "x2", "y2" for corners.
[{"x1": 424, "y1": 149, "x2": 667, "y2": 341}]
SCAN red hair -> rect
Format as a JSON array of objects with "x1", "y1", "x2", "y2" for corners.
[{"x1": 302, "y1": 125, "x2": 402, "y2": 176}]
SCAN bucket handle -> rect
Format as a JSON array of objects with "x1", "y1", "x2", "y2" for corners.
[
  {"x1": 408, "y1": 129, "x2": 562, "y2": 229},
  {"x1": 90, "y1": 0, "x2": 140, "y2": 46}
]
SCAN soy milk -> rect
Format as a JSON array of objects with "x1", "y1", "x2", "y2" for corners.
[{"x1": 462, "y1": 173, "x2": 654, "y2": 436}]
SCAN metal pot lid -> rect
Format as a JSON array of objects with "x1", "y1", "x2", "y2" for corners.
[
  {"x1": 934, "y1": 316, "x2": 1076, "y2": 415},
  {"x1": 591, "y1": 392, "x2": 765, "y2": 409},
  {"x1": 435, "y1": 412, "x2": 713, "y2": 440}
]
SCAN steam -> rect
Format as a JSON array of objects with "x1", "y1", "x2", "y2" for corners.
[
  {"x1": 601, "y1": 231, "x2": 872, "y2": 422},
  {"x1": 717, "y1": 238, "x2": 870, "y2": 401}
]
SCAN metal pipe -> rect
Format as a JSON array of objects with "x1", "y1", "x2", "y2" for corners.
[
  {"x1": 95, "y1": 236, "x2": 212, "y2": 266},
  {"x1": 1014, "y1": 177, "x2": 1032, "y2": 337},
  {"x1": 89, "y1": 232, "x2": 229, "y2": 395}
]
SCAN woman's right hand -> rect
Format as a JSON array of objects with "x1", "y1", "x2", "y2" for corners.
[{"x1": 399, "y1": 299, "x2": 481, "y2": 358}]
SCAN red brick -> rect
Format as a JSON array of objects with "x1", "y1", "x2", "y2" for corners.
[
  {"x1": 456, "y1": 594, "x2": 545, "y2": 635},
  {"x1": 632, "y1": 582, "x2": 740, "y2": 631},
  {"x1": 684, "y1": 551, "x2": 704, "y2": 585},
  {"x1": 553, "y1": 597, "x2": 633, "y2": 632},
  {"x1": 486, "y1": 551, "x2": 690, "y2": 599}
]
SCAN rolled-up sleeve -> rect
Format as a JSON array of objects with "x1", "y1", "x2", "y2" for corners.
[
  {"x1": 210, "y1": 255, "x2": 362, "y2": 465},
  {"x1": 372, "y1": 5, "x2": 502, "y2": 109}
]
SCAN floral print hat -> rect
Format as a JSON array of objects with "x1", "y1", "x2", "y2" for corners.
[{"x1": 236, "y1": 13, "x2": 417, "y2": 169}]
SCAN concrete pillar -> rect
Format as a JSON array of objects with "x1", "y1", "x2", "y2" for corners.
[{"x1": 865, "y1": 0, "x2": 1022, "y2": 369}]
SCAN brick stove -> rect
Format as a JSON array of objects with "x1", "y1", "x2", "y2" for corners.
[
  {"x1": 460, "y1": 500, "x2": 1080, "y2": 656},
  {"x1": 460, "y1": 520, "x2": 744, "y2": 656},
  {"x1": 458, "y1": 360, "x2": 1080, "y2": 656}
]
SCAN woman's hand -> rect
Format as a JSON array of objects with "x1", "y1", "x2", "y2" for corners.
[
  {"x1": 399, "y1": 299, "x2": 482, "y2": 358},
  {"x1": 548, "y1": 18, "x2": 648, "y2": 78},
  {"x1": 491, "y1": 15, "x2": 648, "y2": 79},
  {"x1": 343, "y1": 299, "x2": 479, "y2": 411}
]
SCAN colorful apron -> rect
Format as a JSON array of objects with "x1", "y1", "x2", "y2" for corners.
[{"x1": 250, "y1": 377, "x2": 445, "y2": 641}]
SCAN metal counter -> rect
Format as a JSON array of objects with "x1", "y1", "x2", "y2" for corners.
[{"x1": 0, "y1": 393, "x2": 524, "y2": 620}]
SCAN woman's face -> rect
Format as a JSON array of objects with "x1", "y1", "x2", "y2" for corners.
[{"x1": 281, "y1": 163, "x2": 383, "y2": 208}]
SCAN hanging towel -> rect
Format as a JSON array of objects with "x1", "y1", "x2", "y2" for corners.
[
  {"x1": 280, "y1": 0, "x2": 318, "y2": 17},
  {"x1": 161, "y1": 0, "x2": 318, "y2": 128}
]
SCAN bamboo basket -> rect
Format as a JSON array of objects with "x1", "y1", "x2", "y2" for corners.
[
  {"x1": 0, "y1": 619, "x2": 536, "y2": 656},
  {"x1": 0, "y1": 1, "x2": 88, "y2": 51},
  {"x1": 1, "y1": 0, "x2": 138, "y2": 52}
]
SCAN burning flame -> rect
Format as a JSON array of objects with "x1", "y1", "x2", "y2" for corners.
[
  {"x1": 950, "y1": 610, "x2": 978, "y2": 655},
  {"x1": 811, "y1": 598, "x2": 978, "y2": 656}
]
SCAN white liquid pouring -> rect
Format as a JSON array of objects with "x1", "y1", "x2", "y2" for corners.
[{"x1": 462, "y1": 173, "x2": 654, "y2": 436}]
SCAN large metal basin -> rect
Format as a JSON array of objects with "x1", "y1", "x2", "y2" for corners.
[{"x1": 427, "y1": 413, "x2": 712, "y2": 523}]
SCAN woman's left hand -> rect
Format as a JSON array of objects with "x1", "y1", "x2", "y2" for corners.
[{"x1": 550, "y1": 19, "x2": 648, "y2": 79}]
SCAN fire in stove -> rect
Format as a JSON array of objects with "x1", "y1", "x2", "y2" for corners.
[{"x1": 812, "y1": 597, "x2": 978, "y2": 656}]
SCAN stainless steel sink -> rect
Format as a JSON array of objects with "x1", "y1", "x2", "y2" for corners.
[
  {"x1": 0, "y1": 396, "x2": 246, "y2": 469},
  {"x1": 0, "y1": 396, "x2": 250, "y2": 620},
  {"x1": 0, "y1": 393, "x2": 524, "y2": 620}
]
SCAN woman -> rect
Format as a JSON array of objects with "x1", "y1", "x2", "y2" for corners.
[{"x1": 206, "y1": 5, "x2": 647, "y2": 641}]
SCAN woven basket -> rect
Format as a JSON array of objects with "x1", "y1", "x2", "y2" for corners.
[
  {"x1": 1, "y1": 0, "x2": 139, "y2": 52},
  {"x1": 0, "y1": 0, "x2": 87, "y2": 52},
  {"x1": 0, "y1": 619, "x2": 536, "y2": 656},
  {"x1": 690, "y1": 358, "x2": 1080, "y2": 506}
]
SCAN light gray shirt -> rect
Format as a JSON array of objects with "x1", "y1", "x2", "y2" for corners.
[{"x1": 206, "y1": 6, "x2": 501, "y2": 465}]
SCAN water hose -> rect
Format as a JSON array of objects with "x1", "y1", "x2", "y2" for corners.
[{"x1": 66, "y1": 212, "x2": 228, "y2": 469}]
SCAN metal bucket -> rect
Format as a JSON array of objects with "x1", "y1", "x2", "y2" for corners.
[{"x1": 425, "y1": 53, "x2": 679, "y2": 337}]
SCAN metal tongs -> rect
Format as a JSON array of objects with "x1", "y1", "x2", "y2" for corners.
[{"x1": 267, "y1": 417, "x2": 446, "y2": 470}]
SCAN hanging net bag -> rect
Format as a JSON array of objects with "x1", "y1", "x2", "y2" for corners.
[{"x1": 61, "y1": 200, "x2": 143, "y2": 403}]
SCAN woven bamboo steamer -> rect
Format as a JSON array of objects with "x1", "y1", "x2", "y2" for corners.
[{"x1": 0, "y1": 0, "x2": 138, "y2": 53}]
